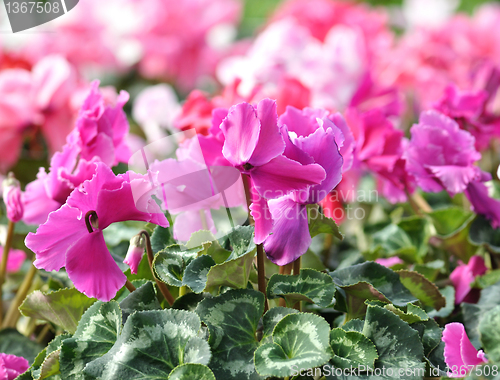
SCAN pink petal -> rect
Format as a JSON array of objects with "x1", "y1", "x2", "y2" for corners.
[
  {"x1": 465, "y1": 181, "x2": 500, "y2": 228},
  {"x1": 468, "y1": 255, "x2": 488, "y2": 277},
  {"x1": 221, "y1": 103, "x2": 260, "y2": 166},
  {"x1": 264, "y1": 197, "x2": 311, "y2": 266},
  {"x1": 375, "y1": 257, "x2": 403, "y2": 267},
  {"x1": 249, "y1": 99, "x2": 284, "y2": 167},
  {"x1": 123, "y1": 245, "x2": 144, "y2": 275},
  {"x1": 173, "y1": 209, "x2": 216, "y2": 241},
  {"x1": 443, "y1": 323, "x2": 467, "y2": 371},
  {"x1": 0, "y1": 248, "x2": 26, "y2": 273},
  {"x1": 65, "y1": 231, "x2": 126, "y2": 302},
  {"x1": 26, "y1": 204, "x2": 87, "y2": 272},
  {"x1": 250, "y1": 155, "x2": 326, "y2": 199},
  {"x1": 249, "y1": 190, "x2": 273, "y2": 244},
  {"x1": 450, "y1": 265, "x2": 475, "y2": 305},
  {"x1": 428, "y1": 165, "x2": 480, "y2": 196},
  {"x1": 0, "y1": 353, "x2": 29, "y2": 380},
  {"x1": 293, "y1": 126, "x2": 343, "y2": 203},
  {"x1": 22, "y1": 174, "x2": 63, "y2": 225}
]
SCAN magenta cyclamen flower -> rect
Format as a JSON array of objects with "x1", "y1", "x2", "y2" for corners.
[
  {"x1": 0, "y1": 247, "x2": 26, "y2": 273},
  {"x1": 25, "y1": 163, "x2": 168, "y2": 301},
  {"x1": 67, "y1": 80, "x2": 131, "y2": 167},
  {"x1": 442, "y1": 323, "x2": 487, "y2": 378},
  {"x1": 221, "y1": 99, "x2": 326, "y2": 199},
  {"x1": 259, "y1": 109, "x2": 344, "y2": 265},
  {"x1": 0, "y1": 353, "x2": 29, "y2": 380},
  {"x1": 405, "y1": 110, "x2": 483, "y2": 196},
  {"x1": 450, "y1": 255, "x2": 487, "y2": 304}
]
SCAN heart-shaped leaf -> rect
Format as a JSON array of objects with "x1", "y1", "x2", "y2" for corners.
[
  {"x1": 195, "y1": 289, "x2": 264, "y2": 380},
  {"x1": 254, "y1": 313, "x2": 332, "y2": 378},
  {"x1": 479, "y1": 305, "x2": 500, "y2": 362},
  {"x1": 59, "y1": 301, "x2": 122, "y2": 380},
  {"x1": 19, "y1": 288, "x2": 96, "y2": 334},
  {"x1": 267, "y1": 269, "x2": 336, "y2": 307},
  {"x1": 168, "y1": 364, "x2": 216, "y2": 380},
  {"x1": 307, "y1": 204, "x2": 343, "y2": 240},
  {"x1": 119, "y1": 281, "x2": 161, "y2": 322},
  {"x1": 329, "y1": 328, "x2": 378, "y2": 369},
  {"x1": 362, "y1": 305, "x2": 425, "y2": 377},
  {"x1": 397, "y1": 270, "x2": 445, "y2": 310},
  {"x1": 84, "y1": 309, "x2": 210, "y2": 379},
  {"x1": 261, "y1": 307, "x2": 299, "y2": 345}
]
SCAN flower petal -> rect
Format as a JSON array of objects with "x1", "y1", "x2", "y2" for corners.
[
  {"x1": 264, "y1": 197, "x2": 310, "y2": 266},
  {"x1": 26, "y1": 204, "x2": 87, "y2": 272},
  {"x1": 443, "y1": 323, "x2": 467, "y2": 371},
  {"x1": 251, "y1": 155, "x2": 326, "y2": 199},
  {"x1": 221, "y1": 102, "x2": 260, "y2": 166},
  {"x1": 249, "y1": 99, "x2": 284, "y2": 166},
  {"x1": 65, "y1": 231, "x2": 126, "y2": 302}
]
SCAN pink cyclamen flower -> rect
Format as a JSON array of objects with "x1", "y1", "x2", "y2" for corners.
[
  {"x1": 25, "y1": 163, "x2": 168, "y2": 301},
  {"x1": 0, "y1": 353, "x2": 29, "y2": 380},
  {"x1": 2, "y1": 173, "x2": 23, "y2": 223},
  {"x1": 67, "y1": 80, "x2": 131, "y2": 167},
  {"x1": 442, "y1": 323, "x2": 487, "y2": 378},
  {"x1": 221, "y1": 99, "x2": 326, "y2": 199},
  {"x1": 123, "y1": 235, "x2": 145, "y2": 275},
  {"x1": 0, "y1": 247, "x2": 26, "y2": 273},
  {"x1": 405, "y1": 111, "x2": 483, "y2": 196},
  {"x1": 450, "y1": 255, "x2": 487, "y2": 304},
  {"x1": 259, "y1": 110, "x2": 344, "y2": 265}
]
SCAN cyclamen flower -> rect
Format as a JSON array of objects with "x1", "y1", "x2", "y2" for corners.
[
  {"x1": 124, "y1": 235, "x2": 145, "y2": 275},
  {"x1": 25, "y1": 163, "x2": 168, "y2": 301},
  {"x1": 0, "y1": 353, "x2": 29, "y2": 380},
  {"x1": 221, "y1": 99, "x2": 326, "y2": 199},
  {"x1": 259, "y1": 108, "x2": 344, "y2": 265},
  {"x1": 2, "y1": 173, "x2": 23, "y2": 223},
  {"x1": 442, "y1": 323, "x2": 487, "y2": 378},
  {"x1": 450, "y1": 255, "x2": 487, "y2": 304},
  {"x1": 0, "y1": 247, "x2": 26, "y2": 273},
  {"x1": 406, "y1": 110, "x2": 500, "y2": 226},
  {"x1": 67, "y1": 80, "x2": 131, "y2": 167}
]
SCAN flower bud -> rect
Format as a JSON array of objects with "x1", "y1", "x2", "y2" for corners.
[
  {"x1": 2, "y1": 173, "x2": 23, "y2": 223},
  {"x1": 124, "y1": 235, "x2": 145, "y2": 274}
]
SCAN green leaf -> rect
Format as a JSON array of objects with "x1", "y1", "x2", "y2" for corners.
[
  {"x1": 472, "y1": 270, "x2": 500, "y2": 289},
  {"x1": 470, "y1": 215, "x2": 500, "y2": 253},
  {"x1": 341, "y1": 319, "x2": 364, "y2": 333},
  {"x1": 84, "y1": 309, "x2": 210, "y2": 379},
  {"x1": 172, "y1": 293, "x2": 211, "y2": 312},
  {"x1": 59, "y1": 301, "x2": 122, "y2": 380},
  {"x1": 462, "y1": 281, "x2": 500, "y2": 348},
  {"x1": 427, "y1": 286, "x2": 455, "y2": 319},
  {"x1": 362, "y1": 305, "x2": 425, "y2": 378},
  {"x1": 31, "y1": 334, "x2": 70, "y2": 380},
  {"x1": 151, "y1": 225, "x2": 175, "y2": 254},
  {"x1": 19, "y1": 288, "x2": 96, "y2": 334},
  {"x1": 479, "y1": 305, "x2": 500, "y2": 362},
  {"x1": 329, "y1": 328, "x2": 378, "y2": 369},
  {"x1": 307, "y1": 204, "x2": 343, "y2": 240},
  {"x1": 0, "y1": 328, "x2": 44, "y2": 364},
  {"x1": 119, "y1": 281, "x2": 161, "y2": 321},
  {"x1": 168, "y1": 364, "x2": 216, "y2": 380},
  {"x1": 411, "y1": 319, "x2": 442, "y2": 357},
  {"x1": 397, "y1": 270, "x2": 446, "y2": 310},
  {"x1": 182, "y1": 255, "x2": 216, "y2": 293},
  {"x1": 267, "y1": 269, "x2": 335, "y2": 307},
  {"x1": 330, "y1": 262, "x2": 416, "y2": 319},
  {"x1": 254, "y1": 313, "x2": 332, "y2": 378},
  {"x1": 195, "y1": 289, "x2": 264, "y2": 380},
  {"x1": 382, "y1": 303, "x2": 429, "y2": 324},
  {"x1": 429, "y1": 207, "x2": 474, "y2": 236},
  {"x1": 153, "y1": 244, "x2": 203, "y2": 287},
  {"x1": 261, "y1": 307, "x2": 299, "y2": 345}
]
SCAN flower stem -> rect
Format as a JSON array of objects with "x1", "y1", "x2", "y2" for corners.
[
  {"x1": 0, "y1": 220, "x2": 15, "y2": 326},
  {"x1": 2, "y1": 263, "x2": 37, "y2": 329},
  {"x1": 125, "y1": 279, "x2": 136, "y2": 293},
  {"x1": 179, "y1": 286, "x2": 188, "y2": 297},
  {"x1": 140, "y1": 230, "x2": 175, "y2": 306},
  {"x1": 242, "y1": 174, "x2": 268, "y2": 312}
]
